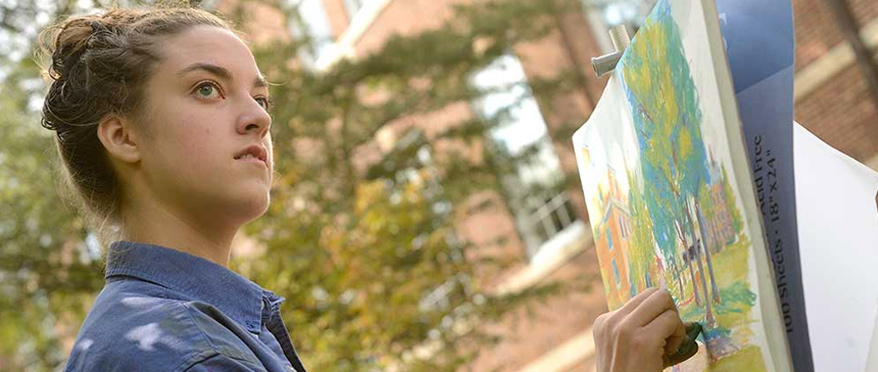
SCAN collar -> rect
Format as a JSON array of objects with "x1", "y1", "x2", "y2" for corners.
[{"x1": 104, "y1": 240, "x2": 284, "y2": 334}]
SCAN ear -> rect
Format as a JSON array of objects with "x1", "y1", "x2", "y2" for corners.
[{"x1": 96, "y1": 113, "x2": 142, "y2": 164}]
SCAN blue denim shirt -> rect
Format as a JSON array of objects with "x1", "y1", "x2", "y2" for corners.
[{"x1": 63, "y1": 241, "x2": 308, "y2": 372}]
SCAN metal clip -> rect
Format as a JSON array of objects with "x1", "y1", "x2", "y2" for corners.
[{"x1": 591, "y1": 25, "x2": 631, "y2": 77}]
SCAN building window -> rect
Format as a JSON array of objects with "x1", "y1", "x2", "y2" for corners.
[
  {"x1": 287, "y1": 0, "x2": 337, "y2": 69},
  {"x1": 612, "y1": 259, "x2": 621, "y2": 287},
  {"x1": 343, "y1": 0, "x2": 376, "y2": 19},
  {"x1": 581, "y1": 0, "x2": 657, "y2": 54},
  {"x1": 607, "y1": 226, "x2": 613, "y2": 251},
  {"x1": 471, "y1": 54, "x2": 582, "y2": 261}
]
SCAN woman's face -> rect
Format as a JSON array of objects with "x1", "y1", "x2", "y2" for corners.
[{"x1": 134, "y1": 25, "x2": 273, "y2": 227}]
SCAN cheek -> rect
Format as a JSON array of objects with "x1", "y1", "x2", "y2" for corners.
[
  {"x1": 161, "y1": 120, "x2": 225, "y2": 175},
  {"x1": 142, "y1": 94, "x2": 231, "y2": 186}
]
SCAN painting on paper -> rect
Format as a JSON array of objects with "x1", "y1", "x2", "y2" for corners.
[{"x1": 572, "y1": 0, "x2": 787, "y2": 371}]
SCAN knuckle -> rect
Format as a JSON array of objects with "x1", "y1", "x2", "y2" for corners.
[
  {"x1": 614, "y1": 319, "x2": 635, "y2": 340},
  {"x1": 594, "y1": 313, "x2": 608, "y2": 330},
  {"x1": 658, "y1": 289, "x2": 677, "y2": 310},
  {"x1": 658, "y1": 309, "x2": 678, "y2": 329},
  {"x1": 629, "y1": 332, "x2": 649, "y2": 350},
  {"x1": 593, "y1": 313, "x2": 613, "y2": 339},
  {"x1": 664, "y1": 292, "x2": 677, "y2": 307}
]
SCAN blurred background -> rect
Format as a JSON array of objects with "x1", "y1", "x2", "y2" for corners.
[{"x1": 0, "y1": 0, "x2": 876, "y2": 371}]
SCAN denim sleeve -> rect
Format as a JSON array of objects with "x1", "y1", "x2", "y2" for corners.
[{"x1": 182, "y1": 353, "x2": 268, "y2": 372}]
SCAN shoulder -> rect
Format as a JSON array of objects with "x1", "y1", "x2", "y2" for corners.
[{"x1": 63, "y1": 280, "x2": 262, "y2": 372}]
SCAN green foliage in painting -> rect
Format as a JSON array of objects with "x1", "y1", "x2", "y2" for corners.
[
  {"x1": 626, "y1": 169, "x2": 657, "y2": 293},
  {"x1": 620, "y1": 0, "x2": 710, "y2": 294},
  {"x1": 721, "y1": 165, "x2": 743, "y2": 233}
]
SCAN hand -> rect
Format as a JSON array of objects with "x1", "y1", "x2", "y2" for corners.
[{"x1": 593, "y1": 288, "x2": 698, "y2": 372}]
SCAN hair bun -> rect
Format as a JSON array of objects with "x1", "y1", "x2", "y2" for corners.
[{"x1": 42, "y1": 16, "x2": 106, "y2": 82}]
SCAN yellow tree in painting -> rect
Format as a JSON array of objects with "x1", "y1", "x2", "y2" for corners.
[
  {"x1": 626, "y1": 168, "x2": 658, "y2": 293},
  {"x1": 620, "y1": 0, "x2": 720, "y2": 325}
]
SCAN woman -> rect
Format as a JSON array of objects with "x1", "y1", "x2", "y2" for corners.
[
  {"x1": 41, "y1": 7, "x2": 303, "y2": 372},
  {"x1": 42, "y1": 4, "x2": 693, "y2": 372}
]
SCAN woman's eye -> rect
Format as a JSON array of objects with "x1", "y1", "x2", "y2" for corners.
[
  {"x1": 194, "y1": 82, "x2": 222, "y2": 99},
  {"x1": 256, "y1": 97, "x2": 271, "y2": 110}
]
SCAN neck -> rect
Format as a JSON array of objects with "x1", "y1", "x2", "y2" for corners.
[{"x1": 120, "y1": 197, "x2": 238, "y2": 268}]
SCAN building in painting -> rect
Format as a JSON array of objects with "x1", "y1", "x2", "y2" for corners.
[
  {"x1": 703, "y1": 150, "x2": 736, "y2": 253},
  {"x1": 592, "y1": 168, "x2": 634, "y2": 308}
]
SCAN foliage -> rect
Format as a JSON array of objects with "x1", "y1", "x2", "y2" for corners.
[
  {"x1": 237, "y1": 0, "x2": 584, "y2": 370},
  {"x1": 0, "y1": 55, "x2": 105, "y2": 370}
]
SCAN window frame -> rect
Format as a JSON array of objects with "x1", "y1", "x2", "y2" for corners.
[{"x1": 469, "y1": 53, "x2": 583, "y2": 263}]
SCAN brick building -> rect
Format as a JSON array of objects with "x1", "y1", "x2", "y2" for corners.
[
  {"x1": 228, "y1": 0, "x2": 878, "y2": 371},
  {"x1": 793, "y1": 0, "x2": 878, "y2": 168}
]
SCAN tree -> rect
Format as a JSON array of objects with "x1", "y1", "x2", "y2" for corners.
[
  {"x1": 237, "y1": 1, "x2": 585, "y2": 370},
  {"x1": 625, "y1": 168, "x2": 657, "y2": 293},
  {"x1": 721, "y1": 164, "x2": 743, "y2": 234},
  {"x1": 0, "y1": 54, "x2": 105, "y2": 370},
  {"x1": 619, "y1": 0, "x2": 719, "y2": 318}
]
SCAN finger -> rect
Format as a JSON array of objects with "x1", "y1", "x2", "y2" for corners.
[
  {"x1": 641, "y1": 309, "x2": 686, "y2": 351},
  {"x1": 664, "y1": 323, "x2": 702, "y2": 368},
  {"x1": 664, "y1": 322, "x2": 693, "y2": 354},
  {"x1": 629, "y1": 288, "x2": 677, "y2": 327},
  {"x1": 616, "y1": 287, "x2": 659, "y2": 317}
]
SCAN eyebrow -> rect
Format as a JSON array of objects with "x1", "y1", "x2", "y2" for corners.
[{"x1": 175, "y1": 62, "x2": 268, "y2": 89}]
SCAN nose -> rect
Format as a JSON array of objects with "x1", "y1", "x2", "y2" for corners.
[{"x1": 236, "y1": 96, "x2": 272, "y2": 138}]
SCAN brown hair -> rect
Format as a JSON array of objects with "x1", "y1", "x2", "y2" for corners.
[{"x1": 38, "y1": 6, "x2": 234, "y2": 244}]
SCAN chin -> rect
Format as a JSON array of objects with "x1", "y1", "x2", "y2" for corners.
[{"x1": 231, "y1": 191, "x2": 271, "y2": 224}]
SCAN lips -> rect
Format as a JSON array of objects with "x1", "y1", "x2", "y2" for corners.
[{"x1": 234, "y1": 145, "x2": 268, "y2": 166}]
